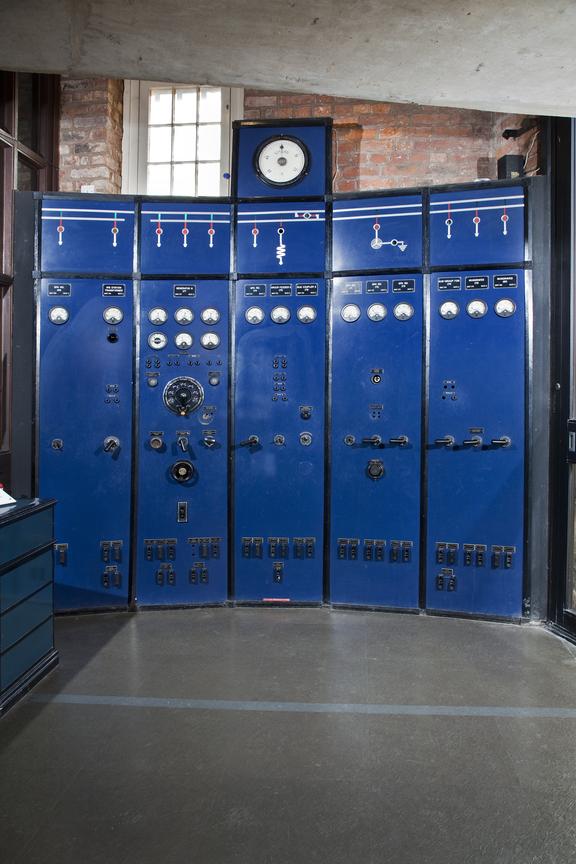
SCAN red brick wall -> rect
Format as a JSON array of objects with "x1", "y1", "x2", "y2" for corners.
[
  {"x1": 244, "y1": 91, "x2": 541, "y2": 192},
  {"x1": 59, "y1": 78, "x2": 124, "y2": 193}
]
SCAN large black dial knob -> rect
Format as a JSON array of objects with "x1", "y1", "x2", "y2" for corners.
[
  {"x1": 170, "y1": 460, "x2": 195, "y2": 483},
  {"x1": 163, "y1": 377, "x2": 204, "y2": 416}
]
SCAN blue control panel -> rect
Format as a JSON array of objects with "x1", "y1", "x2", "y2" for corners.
[
  {"x1": 140, "y1": 201, "x2": 231, "y2": 276},
  {"x1": 330, "y1": 275, "x2": 422, "y2": 608},
  {"x1": 333, "y1": 195, "x2": 423, "y2": 272},
  {"x1": 136, "y1": 280, "x2": 229, "y2": 605},
  {"x1": 236, "y1": 203, "x2": 326, "y2": 275},
  {"x1": 233, "y1": 278, "x2": 326, "y2": 603},
  {"x1": 38, "y1": 278, "x2": 133, "y2": 610},
  {"x1": 41, "y1": 198, "x2": 135, "y2": 274},
  {"x1": 426, "y1": 270, "x2": 525, "y2": 616}
]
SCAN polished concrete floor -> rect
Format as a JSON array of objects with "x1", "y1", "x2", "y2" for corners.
[{"x1": 2, "y1": 608, "x2": 576, "y2": 863}]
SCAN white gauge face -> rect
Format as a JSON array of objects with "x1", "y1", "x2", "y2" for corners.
[
  {"x1": 148, "y1": 307, "x2": 168, "y2": 325},
  {"x1": 148, "y1": 332, "x2": 167, "y2": 350},
  {"x1": 48, "y1": 306, "x2": 69, "y2": 325},
  {"x1": 467, "y1": 299, "x2": 488, "y2": 319},
  {"x1": 200, "y1": 332, "x2": 220, "y2": 350},
  {"x1": 367, "y1": 303, "x2": 387, "y2": 322},
  {"x1": 200, "y1": 307, "x2": 220, "y2": 325},
  {"x1": 175, "y1": 307, "x2": 194, "y2": 325},
  {"x1": 494, "y1": 298, "x2": 517, "y2": 318},
  {"x1": 256, "y1": 136, "x2": 309, "y2": 186},
  {"x1": 439, "y1": 301, "x2": 460, "y2": 320},
  {"x1": 103, "y1": 306, "x2": 123, "y2": 325},
  {"x1": 270, "y1": 305, "x2": 291, "y2": 325},
  {"x1": 393, "y1": 303, "x2": 415, "y2": 321},
  {"x1": 245, "y1": 306, "x2": 265, "y2": 325},
  {"x1": 175, "y1": 332, "x2": 193, "y2": 350},
  {"x1": 340, "y1": 303, "x2": 362, "y2": 323},
  {"x1": 296, "y1": 305, "x2": 317, "y2": 324}
]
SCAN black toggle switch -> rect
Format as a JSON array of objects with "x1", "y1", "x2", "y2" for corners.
[
  {"x1": 434, "y1": 436, "x2": 454, "y2": 447},
  {"x1": 462, "y1": 437, "x2": 482, "y2": 447},
  {"x1": 177, "y1": 434, "x2": 189, "y2": 452},
  {"x1": 103, "y1": 435, "x2": 120, "y2": 452},
  {"x1": 491, "y1": 437, "x2": 511, "y2": 447},
  {"x1": 240, "y1": 435, "x2": 259, "y2": 447},
  {"x1": 389, "y1": 436, "x2": 409, "y2": 446},
  {"x1": 362, "y1": 435, "x2": 382, "y2": 446}
]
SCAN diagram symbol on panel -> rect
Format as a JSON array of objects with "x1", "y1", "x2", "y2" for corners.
[
  {"x1": 433, "y1": 193, "x2": 524, "y2": 242},
  {"x1": 147, "y1": 210, "x2": 223, "y2": 250},
  {"x1": 42, "y1": 206, "x2": 131, "y2": 249},
  {"x1": 276, "y1": 226, "x2": 286, "y2": 265},
  {"x1": 371, "y1": 220, "x2": 407, "y2": 252}
]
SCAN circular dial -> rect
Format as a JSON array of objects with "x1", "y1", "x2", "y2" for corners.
[
  {"x1": 296, "y1": 305, "x2": 317, "y2": 324},
  {"x1": 148, "y1": 307, "x2": 168, "y2": 325},
  {"x1": 148, "y1": 332, "x2": 167, "y2": 350},
  {"x1": 174, "y1": 307, "x2": 194, "y2": 325},
  {"x1": 170, "y1": 460, "x2": 195, "y2": 483},
  {"x1": 367, "y1": 303, "x2": 387, "y2": 322},
  {"x1": 270, "y1": 306, "x2": 291, "y2": 325},
  {"x1": 48, "y1": 306, "x2": 69, "y2": 325},
  {"x1": 103, "y1": 306, "x2": 123, "y2": 325},
  {"x1": 255, "y1": 136, "x2": 309, "y2": 187},
  {"x1": 467, "y1": 299, "x2": 488, "y2": 319},
  {"x1": 175, "y1": 332, "x2": 193, "y2": 350},
  {"x1": 340, "y1": 303, "x2": 361, "y2": 323},
  {"x1": 494, "y1": 298, "x2": 516, "y2": 318},
  {"x1": 163, "y1": 376, "x2": 204, "y2": 416},
  {"x1": 200, "y1": 307, "x2": 220, "y2": 325},
  {"x1": 245, "y1": 306, "x2": 265, "y2": 325},
  {"x1": 200, "y1": 332, "x2": 220, "y2": 350},
  {"x1": 439, "y1": 301, "x2": 460, "y2": 320},
  {"x1": 393, "y1": 303, "x2": 415, "y2": 321}
]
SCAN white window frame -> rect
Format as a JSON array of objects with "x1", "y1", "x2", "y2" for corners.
[{"x1": 122, "y1": 81, "x2": 243, "y2": 197}]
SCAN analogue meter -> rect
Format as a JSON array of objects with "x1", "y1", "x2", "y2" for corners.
[
  {"x1": 163, "y1": 376, "x2": 204, "y2": 416},
  {"x1": 175, "y1": 332, "x2": 193, "y2": 350},
  {"x1": 270, "y1": 306, "x2": 291, "y2": 324},
  {"x1": 467, "y1": 299, "x2": 488, "y2": 319},
  {"x1": 245, "y1": 306, "x2": 265, "y2": 325},
  {"x1": 174, "y1": 307, "x2": 194, "y2": 325},
  {"x1": 439, "y1": 301, "x2": 460, "y2": 320},
  {"x1": 340, "y1": 304, "x2": 361, "y2": 323},
  {"x1": 48, "y1": 306, "x2": 69, "y2": 325},
  {"x1": 255, "y1": 136, "x2": 309, "y2": 187},
  {"x1": 200, "y1": 307, "x2": 220, "y2": 325},
  {"x1": 296, "y1": 305, "x2": 317, "y2": 324},
  {"x1": 367, "y1": 303, "x2": 387, "y2": 322},
  {"x1": 103, "y1": 306, "x2": 123, "y2": 325},
  {"x1": 148, "y1": 307, "x2": 168, "y2": 325},
  {"x1": 200, "y1": 332, "x2": 220, "y2": 350},
  {"x1": 148, "y1": 332, "x2": 168, "y2": 350},
  {"x1": 393, "y1": 303, "x2": 414, "y2": 321},
  {"x1": 494, "y1": 298, "x2": 516, "y2": 318}
]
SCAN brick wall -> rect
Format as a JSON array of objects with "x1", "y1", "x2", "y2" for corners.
[
  {"x1": 59, "y1": 78, "x2": 124, "y2": 193},
  {"x1": 244, "y1": 91, "x2": 541, "y2": 192}
]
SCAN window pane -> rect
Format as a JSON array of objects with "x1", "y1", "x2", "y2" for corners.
[
  {"x1": 173, "y1": 125, "x2": 196, "y2": 162},
  {"x1": 198, "y1": 124, "x2": 221, "y2": 160},
  {"x1": 149, "y1": 89, "x2": 172, "y2": 125},
  {"x1": 17, "y1": 73, "x2": 38, "y2": 151},
  {"x1": 148, "y1": 126, "x2": 172, "y2": 163},
  {"x1": 0, "y1": 285, "x2": 11, "y2": 453},
  {"x1": 172, "y1": 163, "x2": 196, "y2": 196},
  {"x1": 197, "y1": 162, "x2": 221, "y2": 196},
  {"x1": 16, "y1": 157, "x2": 37, "y2": 192},
  {"x1": 174, "y1": 89, "x2": 197, "y2": 124},
  {"x1": 147, "y1": 163, "x2": 171, "y2": 195},
  {"x1": 199, "y1": 89, "x2": 221, "y2": 123}
]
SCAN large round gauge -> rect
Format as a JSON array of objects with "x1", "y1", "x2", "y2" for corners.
[
  {"x1": 175, "y1": 332, "x2": 193, "y2": 350},
  {"x1": 163, "y1": 376, "x2": 204, "y2": 416},
  {"x1": 103, "y1": 306, "x2": 123, "y2": 325},
  {"x1": 439, "y1": 301, "x2": 459, "y2": 320},
  {"x1": 296, "y1": 305, "x2": 317, "y2": 324},
  {"x1": 200, "y1": 307, "x2": 220, "y2": 325},
  {"x1": 270, "y1": 306, "x2": 291, "y2": 325},
  {"x1": 367, "y1": 303, "x2": 387, "y2": 322},
  {"x1": 255, "y1": 136, "x2": 310, "y2": 187},
  {"x1": 467, "y1": 299, "x2": 488, "y2": 319},
  {"x1": 393, "y1": 303, "x2": 414, "y2": 321},
  {"x1": 174, "y1": 307, "x2": 194, "y2": 325},
  {"x1": 494, "y1": 298, "x2": 516, "y2": 318},
  {"x1": 340, "y1": 303, "x2": 361, "y2": 323},
  {"x1": 48, "y1": 306, "x2": 69, "y2": 325},
  {"x1": 245, "y1": 306, "x2": 265, "y2": 325},
  {"x1": 200, "y1": 332, "x2": 220, "y2": 350},
  {"x1": 148, "y1": 307, "x2": 168, "y2": 325},
  {"x1": 148, "y1": 332, "x2": 168, "y2": 350}
]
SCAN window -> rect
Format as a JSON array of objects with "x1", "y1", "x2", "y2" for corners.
[{"x1": 123, "y1": 82, "x2": 243, "y2": 197}]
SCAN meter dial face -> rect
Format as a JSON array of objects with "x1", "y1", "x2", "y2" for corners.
[
  {"x1": 393, "y1": 303, "x2": 414, "y2": 321},
  {"x1": 439, "y1": 301, "x2": 460, "y2": 320},
  {"x1": 340, "y1": 304, "x2": 361, "y2": 323},
  {"x1": 200, "y1": 332, "x2": 220, "y2": 350},
  {"x1": 174, "y1": 307, "x2": 194, "y2": 325},
  {"x1": 200, "y1": 307, "x2": 220, "y2": 325},
  {"x1": 494, "y1": 298, "x2": 516, "y2": 318},
  {"x1": 367, "y1": 303, "x2": 387, "y2": 322},
  {"x1": 175, "y1": 332, "x2": 193, "y2": 350},
  {"x1": 103, "y1": 306, "x2": 123, "y2": 325},
  {"x1": 148, "y1": 332, "x2": 168, "y2": 350},
  {"x1": 270, "y1": 306, "x2": 291, "y2": 325},
  {"x1": 467, "y1": 299, "x2": 488, "y2": 319},
  {"x1": 48, "y1": 306, "x2": 69, "y2": 325},
  {"x1": 163, "y1": 376, "x2": 204, "y2": 416},
  {"x1": 255, "y1": 136, "x2": 309, "y2": 187},
  {"x1": 245, "y1": 306, "x2": 265, "y2": 325},
  {"x1": 148, "y1": 307, "x2": 168, "y2": 325},
  {"x1": 296, "y1": 305, "x2": 317, "y2": 324}
]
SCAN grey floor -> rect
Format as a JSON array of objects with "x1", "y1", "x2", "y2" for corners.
[{"x1": 2, "y1": 609, "x2": 576, "y2": 863}]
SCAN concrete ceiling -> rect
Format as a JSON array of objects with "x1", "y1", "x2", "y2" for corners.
[{"x1": 1, "y1": 0, "x2": 575, "y2": 116}]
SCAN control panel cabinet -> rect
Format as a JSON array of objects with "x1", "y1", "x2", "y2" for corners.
[
  {"x1": 38, "y1": 278, "x2": 133, "y2": 610},
  {"x1": 136, "y1": 280, "x2": 229, "y2": 605},
  {"x1": 330, "y1": 275, "x2": 423, "y2": 608},
  {"x1": 233, "y1": 279, "x2": 326, "y2": 602}
]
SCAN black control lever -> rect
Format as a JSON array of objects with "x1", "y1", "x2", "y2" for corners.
[
  {"x1": 362, "y1": 435, "x2": 383, "y2": 447},
  {"x1": 434, "y1": 436, "x2": 454, "y2": 447},
  {"x1": 240, "y1": 435, "x2": 260, "y2": 447},
  {"x1": 491, "y1": 437, "x2": 511, "y2": 448},
  {"x1": 462, "y1": 437, "x2": 482, "y2": 447},
  {"x1": 177, "y1": 434, "x2": 189, "y2": 452},
  {"x1": 103, "y1": 436, "x2": 120, "y2": 452},
  {"x1": 389, "y1": 436, "x2": 409, "y2": 446}
]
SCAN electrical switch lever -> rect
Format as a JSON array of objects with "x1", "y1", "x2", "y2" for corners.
[
  {"x1": 103, "y1": 436, "x2": 120, "y2": 452},
  {"x1": 491, "y1": 436, "x2": 511, "y2": 447},
  {"x1": 240, "y1": 435, "x2": 259, "y2": 447},
  {"x1": 389, "y1": 435, "x2": 409, "y2": 446},
  {"x1": 462, "y1": 436, "x2": 482, "y2": 447},
  {"x1": 177, "y1": 434, "x2": 189, "y2": 452},
  {"x1": 434, "y1": 436, "x2": 454, "y2": 447},
  {"x1": 362, "y1": 435, "x2": 382, "y2": 447}
]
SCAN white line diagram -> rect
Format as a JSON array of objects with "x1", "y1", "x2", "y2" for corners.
[
  {"x1": 333, "y1": 201, "x2": 423, "y2": 253},
  {"x1": 42, "y1": 207, "x2": 134, "y2": 248},
  {"x1": 430, "y1": 194, "x2": 524, "y2": 240},
  {"x1": 141, "y1": 210, "x2": 231, "y2": 250},
  {"x1": 237, "y1": 208, "x2": 325, "y2": 266}
]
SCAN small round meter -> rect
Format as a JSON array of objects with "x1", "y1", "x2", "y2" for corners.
[
  {"x1": 175, "y1": 332, "x2": 193, "y2": 350},
  {"x1": 148, "y1": 307, "x2": 168, "y2": 325},
  {"x1": 148, "y1": 332, "x2": 168, "y2": 350},
  {"x1": 255, "y1": 136, "x2": 309, "y2": 187},
  {"x1": 103, "y1": 306, "x2": 123, "y2": 325},
  {"x1": 340, "y1": 304, "x2": 361, "y2": 323},
  {"x1": 393, "y1": 303, "x2": 414, "y2": 321},
  {"x1": 200, "y1": 332, "x2": 220, "y2": 350},
  {"x1": 367, "y1": 303, "x2": 387, "y2": 322},
  {"x1": 467, "y1": 299, "x2": 488, "y2": 319},
  {"x1": 174, "y1": 307, "x2": 194, "y2": 325},
  {"x1": 200, "y1": 307, "x2": 220, "y2": 325},
  {"x1": 245, "y1": 306, "x2": 265, "y2": 325},
  {"x1": 270, "y1": 306, "x2": 291, "y2": 324},
  {"x1": 296, "y1": 305, "x2": 317, "y2": 324},
  {"x1": 494, "y1": 298, "x2": 516, "y2": 318},
  {"x1": 48, "y1": 306, "x2": 69, "y2": 325},
  {"x1": 439, "y1": 301, "x2": 459, "y2": 320}
]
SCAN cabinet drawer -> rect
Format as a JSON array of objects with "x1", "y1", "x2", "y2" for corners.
[
  {"x1": 0, "y1": 550, "x2": 53, "y2": 612},
  {"x1": 1, "y1": 585, "x2": 53, "y2": 652},
  {"x1": 1, "y1": 619, "x2": 53, "y2": 693},
  {"x1": 0, "y1": 509, "x2": 53, "y2": 568}
]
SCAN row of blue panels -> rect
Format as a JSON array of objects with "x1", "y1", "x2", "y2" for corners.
[{"x1": 40, "y1": 187, "x2": 526, "y2": 275}]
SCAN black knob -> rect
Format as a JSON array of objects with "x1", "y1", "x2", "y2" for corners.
[
  {"x1": 362, "y1": 435, "x2": 382, "y2": 447},
  {"x1": 367, "y1": 459, "x2": 384, "y2": 480},
  {"x1": 103, "y1": 436, "x2": 120, "y2": 452},
  {"x1": 170, "y1": 460, "x2": 195, "y2": 483},
  {"x1": 240, "y1": 435, "x2": 259, "y2": 447},
  {"x1": 434, "y1": 436, "x2": 454, "y2": 447},
  {"x1": 389, "y1": 436, "x2": 409, "y2": 446},
  {"x1": 51, "y1": 438, "x2": 64, "y2": 450},
  {"x1": 300, "y1": 406, "x2": 312, "y2": 420},
  {"x1": 107, "y1": 332, "x2": 119, "y2": 343},
  {"x1": 491, "y1": 436, "x2": 511, "y2": 447},
  {"x1": 273, "y1": 434, "x2": 285, "y2": 446}
]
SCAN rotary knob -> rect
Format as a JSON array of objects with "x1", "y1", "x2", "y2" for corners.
[
  {"x1": 366, "y1": 459, "x2": 384, "y2": 480},
  {"x1": 162, "y1": 377, "x2": 204, "y2": 416},
  {"x1": 170, "y1": 461, "x2": 195, "y2": 483}
]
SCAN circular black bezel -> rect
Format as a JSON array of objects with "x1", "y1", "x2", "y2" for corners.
[
  {"x1": 162, "y1": 376, "x2": 204, "y2": 416},
  {"x1": 254, "y1": 135, "x2": 311, "y2": 187}
]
